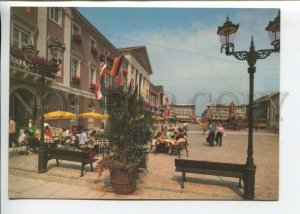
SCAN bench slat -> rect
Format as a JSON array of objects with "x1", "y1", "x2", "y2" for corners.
[
  {"x1": 175, "y1": 167, "x2": 243, "y2": 178},
  {"x1": 175, "y1": 159, "x2": 244, "y2": 172}
]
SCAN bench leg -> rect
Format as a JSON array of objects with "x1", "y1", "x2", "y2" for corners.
[
  {"x1": 238, "y1": 178, "x2": 242, "y2": 188},
  {"x1": 56, "y1": 158, "x2": 59, "y2": 166},
  {"x1": 181, "y1": 171, "x2": 186, "y2": 189},
  {"x1": 81, "y1": 163, "x2": 84, "y2": 177}
]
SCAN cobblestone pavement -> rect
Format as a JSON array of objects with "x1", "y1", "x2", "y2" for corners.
[{"x1": 6, "y1": 124, "x2": 279, "y2": 200}]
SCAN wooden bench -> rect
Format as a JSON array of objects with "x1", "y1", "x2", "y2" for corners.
[
  {"x1": 46, "y1": 148, "x2": 98, "y2": 177},
  {"x1": 175, "y1": 159, "x2": 245, "y2": 189}
]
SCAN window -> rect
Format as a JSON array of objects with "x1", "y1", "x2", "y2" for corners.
[
  {"x1": 89, "y1": 65, "x2": 97, "y2": 84},
  {"x1": 104, "y1": 49, "x2": 109, "y2": 56},
  {"x1": 71, "y1": 57, "x2": 80, "y2": 77},
  {"x1": 90, "y1": 38, "x2": 96, "y2": 48},
  {"x1": 72, "y1": 23, "x2": 81, "y2": 36},
  {"x1": 88, "y1": 104, "x2": 95, "y2": 112},
  {"x1": 50, "y1": 8, "x2": 62, "y2": 25},
  {"x1": 13, "y1": 26, "x2": 30, "y2": 48},
  {"x1": 70, "y1": 101, "x2": 77, "y2": 114}
]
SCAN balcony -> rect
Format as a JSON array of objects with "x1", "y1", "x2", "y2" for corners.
[{"x1": 10, "y1": 45, "x2": 58, "y2": 82}]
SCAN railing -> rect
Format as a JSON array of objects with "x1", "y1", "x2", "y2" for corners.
[{"x1": 10, "y1": 45, "x2": 58, "y2": 79}]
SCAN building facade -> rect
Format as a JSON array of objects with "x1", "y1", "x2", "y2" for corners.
[
  {"x1": 252, "y1": 92, "x2": 280, "y2": 129},
  {"x1": 149, "y1": 83, "x2": 164, "y2": 116},
  {"x1": 201, "y1": 103, "x2": 247, "y2": 127},
  {"x1": 169, "y1": 104, "x2": 196, "y2": 123},
  {"x1": 9, "y1": 7, "x2": 154, "y2": 133},
  {"x1": 119, "y1": 46, "x2": 152, "y2": 103}
]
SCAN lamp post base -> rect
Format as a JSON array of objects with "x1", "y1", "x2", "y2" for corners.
[
  {"x1": 38, "y1": 142, "x2": 48, "y2": 173},
  {"x1": 243, "y1": 163, "x2": 256, "y2": 200}
]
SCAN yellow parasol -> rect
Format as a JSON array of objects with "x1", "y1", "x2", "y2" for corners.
[
  {"x1": 102, "y1": 114, "x2": 109, "y2": 120},
  {"x1": 152, "y1": 115, "x2": 164, "y2": 121},
  {"x1": 44, "y1": 111, "x2": 76, "y2": 121},
  {"x1": 78, "y1": 112, "x2": 105, "y2": 119}
]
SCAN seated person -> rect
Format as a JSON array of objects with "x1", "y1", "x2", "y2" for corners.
[
  {"x1": 168, "y1": 131, "x2": 187, "y2": 154},
  {"x1": 154, "y1": 132, "x2": 170, "y2": 153},
  {"x1": 89, "y1": 130, "x2": 97, "y2": 142},
  {"x1": 18, "y1": 129, "x2": 29, "y2": 146},
  {"x1": 44, "y1": 126, "x2": 53, "y2": 143},
  {"x1": 60, "y1": 128, "x2": 68, "y2": 141},
  {"x1": 79, "y1": 129, "x2": 90, "y2": 146},
  {"x1": 28, "y1": 132, "x2": 39, "y2": 152}
]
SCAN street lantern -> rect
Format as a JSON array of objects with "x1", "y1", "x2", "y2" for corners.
[
  {"x1": 49, "y1": 39, "x2": 65, "y2": 66},
  {"x1": 217, "y1": 16, "x2": 239, "y2": 54},
  {"x1": 266, "y1": 11, "x2": 280, "y2": 51},
  {"x1": 217, "y1": 11, "x2": 280, "y2": 200},
  {"x1": 23, "y1": 39, "x2": 65, "y2": 173}
]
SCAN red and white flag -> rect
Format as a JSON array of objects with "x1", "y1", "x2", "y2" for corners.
[{"x1": 94, "y1": 64, "x2": 107, "y2": 100}]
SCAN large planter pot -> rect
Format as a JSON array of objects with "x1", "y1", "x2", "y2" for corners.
[{"x1": 110, "y1": 168, "x2": 137, "y2": 194}]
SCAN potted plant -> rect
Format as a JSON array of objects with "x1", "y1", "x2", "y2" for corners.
[{"x1": 96, "y1": 85, "x2": 153, "y2": 194}]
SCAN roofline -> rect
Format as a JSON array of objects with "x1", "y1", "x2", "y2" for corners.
[{"x1": 119, "y1": 46, "x2": 153, "y2": 74}]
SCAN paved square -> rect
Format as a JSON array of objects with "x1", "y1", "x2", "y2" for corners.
[{"x1": 7, "y1": 124, "x2": 278, "y2": 200}]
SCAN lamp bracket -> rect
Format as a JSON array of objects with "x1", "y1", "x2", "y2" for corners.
[
  {"x1": 231, "y1": 51, "x2": 248, "y2": 61},
  {"x1": 256, "y1": 49, "x2": 276, "y2": 60}
]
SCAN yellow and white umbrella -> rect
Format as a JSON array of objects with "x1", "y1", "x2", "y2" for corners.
[
  {"x1": 78, "y1": 112, "x2": 105, "y2": 119},
  {"x1": 44, "y1": 111, "x2": 76, "y2": 121},
  {"x1": 152, "y1": 115, "x2": 164, "y2": 121}
]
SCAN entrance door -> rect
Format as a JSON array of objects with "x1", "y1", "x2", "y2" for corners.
[{"x1": 10, "y1": 88, "x2": 37, "y2": 129}]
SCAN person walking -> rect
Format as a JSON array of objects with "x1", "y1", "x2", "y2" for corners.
[
  {"x1": 215, "y1": 124, "x2": 225, "y2": 147},
  {"x1": 208, "y1": 124, "x2": 216, "y2": 147}
]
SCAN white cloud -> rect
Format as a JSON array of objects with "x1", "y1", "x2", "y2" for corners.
[{"x1": 113, "y1": 9, "x2": 280, "y2": 114}]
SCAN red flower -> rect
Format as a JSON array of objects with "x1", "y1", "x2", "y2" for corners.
[
  {"x1": 72, "y1": 76, "x2": 81, "y2": 84},
  {"x1": 73, "y1": 34, "x2": 82, "y2": 43},
  {"x1": 89, "y1": 83, "x2": 97, "y2": 90},
  {"x1": 90, "y1": 45, "x2": 98, "y2": 56},
  {"x1": 99, "y1": 53, "x2": 105, "y2": 61}
]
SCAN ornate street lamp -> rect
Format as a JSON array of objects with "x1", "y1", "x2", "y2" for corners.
[
  {"x1": 23, "y1": 39, "x2": 65, "y2": 173},
  {"x1": 217, "y1": 11, "x2": 280, "y2": 199}
]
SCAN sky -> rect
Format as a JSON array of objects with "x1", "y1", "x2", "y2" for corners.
[{"x1": 78, "y1": 7, "x2": 279, "y2": 115}]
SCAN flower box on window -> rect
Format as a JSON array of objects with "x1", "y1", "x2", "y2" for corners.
[
  {"x1": 89, "y1": 83, "x2": 97, "y2": 91},
  {"x1": 107, "y1": 56, "x2": 114, "y2": 63},
  {"x1": 99, "y1": 53, "x2": 105, "y2": 62},
  {"x1": 90, "y1": 45, "x2": 98, "y2": 56},
  {"x1": 10, "y1": 45, "x2": 25, "y2": 60},
  {"x1": 72, "y1": 76, "x2": 81, "y2": 84},
  {"x1": 73, "y1": 34, "x2": 82, "y2": 43}
]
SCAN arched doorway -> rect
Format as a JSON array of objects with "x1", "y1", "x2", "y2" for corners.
[{"x1": 10, "y1": 87, "x2": 38, "y2": 129}]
